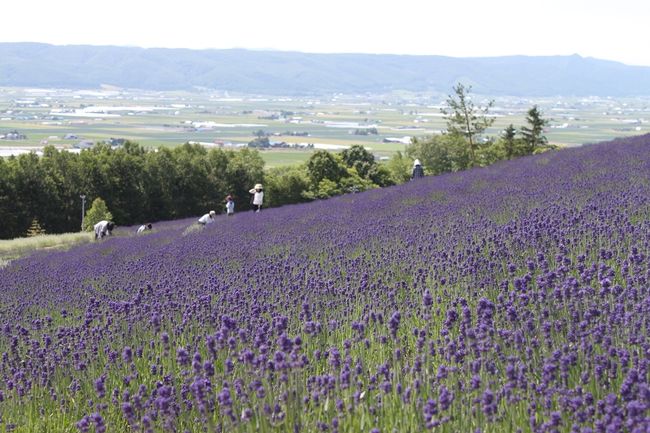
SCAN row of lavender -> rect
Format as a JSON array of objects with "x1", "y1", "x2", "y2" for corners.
[{"x1": 1, "y1": 135, "x2": 649, "y2": 432}]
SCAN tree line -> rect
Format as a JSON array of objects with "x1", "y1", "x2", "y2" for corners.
[
  {"x1": 406, "y1": 84, "x2": 554, "y2": 176},
  {"x1": 0, "y1": 142, "x2": 401, "y2": 239},
  {"x1": 0, "y1": 84, "x2": 553, "y2": 239},
  {"x1": 269, "y1": 84, "x2": 554, "y2": 206},
  {"x1": 0, "y1": 143, "x2": 266, "y2": 239}
]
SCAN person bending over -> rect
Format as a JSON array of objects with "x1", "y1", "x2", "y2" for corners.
[
  {"x1": 137, "y1": 223, "x2": 153, "y2": 234},
  {"x1": 94, "y1": 220, "x2": 115, "y2": 239},
  {"x1": 198, "y1": 210, "x2": 216, "y2": 225}
]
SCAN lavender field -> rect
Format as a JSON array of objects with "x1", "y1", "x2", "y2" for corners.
[{"x1": 1, "y1": 135, "x2": 649, "y2": 433}]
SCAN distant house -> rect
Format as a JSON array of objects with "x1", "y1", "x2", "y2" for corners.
[
  {"x1": 383, "y1": 136, "x2": 412, "y2": 145},
  {"x1": 106, "y1": 137, "x2": 126, "y2": 147},
  {"x1": 0, "y1": 130, "x2": 27, "y2": 140},
  {"x1": 213, "y1": 140, "x2": 241, "y2": 148},
  {"x1": 74, "y1": 140, "x2": 95, "y2": 149}
]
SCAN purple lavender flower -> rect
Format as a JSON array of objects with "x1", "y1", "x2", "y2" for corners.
[
  {"x1": 176, "y1": 347, "x2": 190, "y2": 366},
  {"x1": 122, "y1": 346, "x2": 132, "y2": 363}
]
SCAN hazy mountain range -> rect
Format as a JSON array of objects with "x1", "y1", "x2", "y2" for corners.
[{"x1": 1, "y1": 42, "x2": 650, "y2": 96}]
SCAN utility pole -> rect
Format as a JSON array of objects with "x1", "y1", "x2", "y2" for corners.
[{"x1": 80, "y1": 194, "x2": 86, "y2": 230}]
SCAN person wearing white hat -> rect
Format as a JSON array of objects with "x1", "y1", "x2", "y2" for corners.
[
  {"x1": 411, "y1": 159, "x2": 424, "y2": 180},
  {"x1": 248, "y1": 183, "x2": 264, "y2": 213},
  {"x1": 198, "y1": 210, "x2": 216, "y2": 225}
]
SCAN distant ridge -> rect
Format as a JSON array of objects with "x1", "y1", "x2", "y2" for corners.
[{"x1": 1, "y1": 42, "x2": 650, "y2": 96}]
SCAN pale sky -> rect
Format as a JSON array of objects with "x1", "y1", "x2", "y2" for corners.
[{"x1": 3, "y1": 0, "x2": 650, "y2": 66}]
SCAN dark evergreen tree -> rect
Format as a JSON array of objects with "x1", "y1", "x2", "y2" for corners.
[
  {"x1": 26, "y1": 218, "x2": 46, "y2": 237},
  {"x1": 502, "y1": 124, "x2": 518, "y2": 159},
  {"x1": 520, "y1": 106, "x2": 549, "y2": 153}
]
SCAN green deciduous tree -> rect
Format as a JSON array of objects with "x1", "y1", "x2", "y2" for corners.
[
  {"x1": 104, "y1": 143, "x2": 147, "y2": 224},
  {"x1": 366, "y1": 164, "x2": 394, "y2": 187},
  {"x1": 314, "y1": 179, "x2": 342, "y2": 199},
  {"x1": 339, "y1": 167, "x2": 376, "y2": 194},
  {"x1": 82, "y1": 197, "x2": 113, "y2": 232},
  {"x1": 441, "y1": 83, "x2": 495, "y2": 167},
  {"x1": 306, "y1": 151, "x2": 348, "y2": 185},
  {"x1": 407, "y1": 135, "x2": 470, "y2": 175},
  {"x1": 0, "y1": 157, "x2": 20, "y2": 239},
  {"x1": 11, "y1": 152, "x2": 58, "y2": 236},
  {"x1": 341, "y1": 145, "x2": 375, "y2": 177},
  {"x1": 169, "y1": 143, "x2": 212, "y2": 217},
  {"x1": 143, "y1": 147, "x2": 177, "y2": 221},
  {"x1": 385, "y1": 151, "x2": 413, "y2": 184},
  {"x1": 39, "y1": 146, "x2": 83, "y2": 234},
  {"x1": 339, "y1": 145, "x2": 394, "y2": 187},
  {"x1": 265, "y1": 166, "x2": 312, "y2": 207}
]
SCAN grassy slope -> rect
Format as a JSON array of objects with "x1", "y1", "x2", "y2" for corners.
[{"x1": 0, "y1": 232, "x2": 93, "y2": 266}]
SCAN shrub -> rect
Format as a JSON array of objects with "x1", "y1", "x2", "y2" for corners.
[{"x1": 82, "y1": 198, "x2": 113, "y2": 232}]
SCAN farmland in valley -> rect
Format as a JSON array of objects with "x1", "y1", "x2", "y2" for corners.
[
  {"x1": 1, "y1": 87, "x2": 649, "y2": 167},
  {"x1": 0, "y1": 134, "x2": 648, "y2": 432}
]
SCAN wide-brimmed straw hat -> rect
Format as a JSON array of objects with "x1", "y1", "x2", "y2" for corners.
[
  {"x1": 209, "y1": 210, "x2": 216, "y2": 216},
  {"x1": 413, "y1": 159, "x2": 421, "y2": 167},
  {"x1": 254, "y1": 183, "x2": 263, "y2": 190}
]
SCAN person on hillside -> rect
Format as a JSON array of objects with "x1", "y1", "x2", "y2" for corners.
[
  {"x1": 198, "y1": 210, "x2": 216, "y2": 225},
  {"x1": 411, "y1": 159, "x2": 424, "y2": 180},
  {"x1": 137, "y1": 223, "x2": 152, "y2": 234},
  {"x1": 94, "y1": 220, "x2": 115, "y2": 239},
  {"x1": 225, "y1": 195, "x2": 235, "y2": 216},
  {"x1": 249, "y1": 184, "x2": 264, "y2": 213}
]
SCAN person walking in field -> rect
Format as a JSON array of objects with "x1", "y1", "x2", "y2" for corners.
[
  {"x1": 411, "y1": 159, "x2": 424, "y2": 180},
  {"x1": 198, "y1": 210, "x2": 216, "y2": 225},
  {"x1": 225, "y1": 195, "x2": 235, "y2": 216},
  {"x1": 137, "y1": 223, "x2": 152, "y2": 234},
  {"x1": 249, "y1": 184, "x2": 264, "y2": 213},
  {"x1": 94, "y1": 220, "x2": 115, "y2": 239}
]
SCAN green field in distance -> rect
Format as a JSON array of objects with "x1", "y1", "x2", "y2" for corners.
[{"x1": 1, "y1": 87, "x2": 648, "y2": 166}]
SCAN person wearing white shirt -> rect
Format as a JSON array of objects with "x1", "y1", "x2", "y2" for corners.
[
  {"x1": 137, "y1": 223, "x2": 152, "y2": 234},
  {"x1": 225, "y1": 195, "x2": 235, "y2": 216},
  {"x1": 248, "y1": 184, "x2": 264, "y2": 213},
  {"x1": 94, "y1": 220, "x2": 114, "y2": 239},
  {"x1": 198, "y1": 210, "x2": 216, "y2": 225}
]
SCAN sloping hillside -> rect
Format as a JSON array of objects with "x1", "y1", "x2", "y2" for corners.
[{"x1": 1, "y1": 136, "x2": 649, "y2": 432}]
